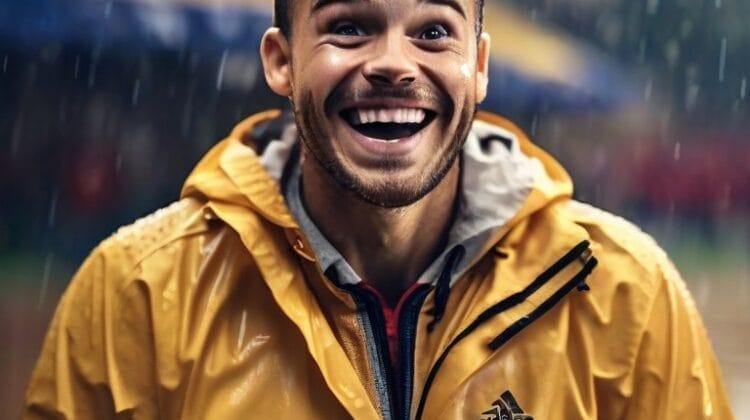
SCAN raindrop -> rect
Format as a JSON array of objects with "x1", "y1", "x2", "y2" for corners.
[
  {"x1": 673, "y1": 142, "x2": 681, "y2": 161},
  {"x1": 685, "y1": 83, "x2": 700, "y2": 110},
  {"x1": 638, "y1": 38, "x2": 646, "y2": 63},
  {"x1": 216, "y1": 50, "x2": 228, "y2": 91},
  {"x1": 39, "y1": 254, "x2": 54, "y2": 310},
  {"x1": 2, "y1": 54, "x2": 7, "y2": 73},
  {"x1": 73, "y1": 54, "x2": 81, "y2": 78},
  {"x1": 88, "y1": 43, "x2": 102, "y2": 88},
  {"x1": 647, "y1": 0, "x2": 659, "y2": 15},
  {"x1": 104, "y1": 1, "x2": 113, "y2": 18},
  {"x1": 741, "y1": 77, "x2": 747, "y2": 100},
  {"x1": 718, "y1": 37, "x2": 727, "y2": 83},
  {"x1": 48, "y1": 189, "x2": 58, "y2": 228},
  {"x1": 644, "y1": 77, "x2": 653, "y2": 101},
  {"x1": 531, "y1": 114, "x2": 539, "y2": 136},
  {"x1": 715, "y1": 0, "x2": 722, "y2": 8},
  {"x1": 131, "y1": 78, "x2": 141, "y2": 107},
  {"x1": 115, "y1": 153, "x2": 123, "y2": 174},
  {"x1": 11, "y1": 115, "x2": 22, "y2": 157}
]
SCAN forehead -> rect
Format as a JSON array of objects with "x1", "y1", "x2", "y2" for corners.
[{"x1": 294, "y1": 0, "x2": 476, "y2": 21}]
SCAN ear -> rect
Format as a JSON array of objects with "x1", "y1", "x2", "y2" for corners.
[
  {"x1": 260, "y1": 28, "x2": 293, "y2": 97},
  {"x1": 474, "y1": 32, "x2": 491, "y2": 103}
]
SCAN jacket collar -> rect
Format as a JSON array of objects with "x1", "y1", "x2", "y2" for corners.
[{"x1": 254, "y1": 113, "x2": 544, "y2": 288}]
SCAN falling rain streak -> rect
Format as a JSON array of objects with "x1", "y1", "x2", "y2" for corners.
[
  {"x1": 88, "y1": 44, "x2": 102, "y2": 88},
  {"x1": 73, "y1": 54, "x2": 81, "y2": 78},
  {"x1": 718, "y1": 37, "x2": 727, "y2": 83},
  {"x1": 132, "y1": 78, "x2": 141, "y2": 106},
  {"x1": 2, "y1": 54, "x2": 7, "y2": 73},
  {"x1": 38, "y1": 254, "x2": 54, "y2": 310},
  {"x1": 741, "y1": 78, "x2": 747, "y2": 100},
  {"x1": 216, "y1": 50, "x2": 228, "y2": 91},
  {"x1": 48, "y1": 190, "x2": 58, "y2": 228}
]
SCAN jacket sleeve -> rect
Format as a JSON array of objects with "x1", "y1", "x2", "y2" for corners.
[
  {"x1": 622, "y1": 259, "x2": 734, "y2": 419},
  {"x1": 22, "y1": 245, "x2": 159, "y2": 419}
]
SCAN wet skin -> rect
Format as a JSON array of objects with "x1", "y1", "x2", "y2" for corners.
[
  {"x1": 260, "y1": 0, "x2": 490, "y2": 303},
  {"x1": 262, "y1": 0, "x2": 490, "y2": 207}
]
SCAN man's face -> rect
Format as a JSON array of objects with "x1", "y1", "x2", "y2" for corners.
[{"x1": 264, "y1": 0, "x2": 490, "y2": 207}]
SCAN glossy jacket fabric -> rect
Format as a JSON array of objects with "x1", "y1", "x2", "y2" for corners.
[{"x1": 23, "y1": 110, "x2": 733, "y2": 419}]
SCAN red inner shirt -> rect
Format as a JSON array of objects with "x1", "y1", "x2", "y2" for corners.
[{"x1": 356, "y1": 281, "x2": 427, "y2": 369}]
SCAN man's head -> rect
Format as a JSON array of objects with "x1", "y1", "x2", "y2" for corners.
[{"x1": 261, "y1": 0, "x2": 491, "y2": 207}]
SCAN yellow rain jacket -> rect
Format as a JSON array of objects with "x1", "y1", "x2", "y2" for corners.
[{"x1": 24, "y1": 110, "x2": 733, "y2": 419}]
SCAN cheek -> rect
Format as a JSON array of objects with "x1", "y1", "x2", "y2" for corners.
[{"x1": 298, "y1": 48, "x2": 359, "y2": 92}]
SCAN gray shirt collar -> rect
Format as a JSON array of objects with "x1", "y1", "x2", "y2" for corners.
[{"x1": 268, "y1": 120, "x2": 540, "y2": 287}]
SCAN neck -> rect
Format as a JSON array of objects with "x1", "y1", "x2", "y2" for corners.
[{"x1": 301, "y1": 157, "x2": 460, "y2": 307}]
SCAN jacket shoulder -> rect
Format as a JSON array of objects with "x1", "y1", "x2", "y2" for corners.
[
  {"x1": 95, "y1": 197, "x2": 211, "y2": 279},
  {"x1": 563, "y1": 200, "x2": 679, "y2": 288}
]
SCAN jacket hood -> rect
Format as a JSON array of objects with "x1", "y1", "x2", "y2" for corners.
[{"x1": 181, "y1": 110, "x2": 574, "y2": 263}]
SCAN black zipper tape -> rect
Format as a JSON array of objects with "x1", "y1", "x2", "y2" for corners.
[
  {"x1": 415, "y1": 241, "x2": 595, "y2": 419},
  {"x1": 396, "y1": 285, "x2": 432, "y2": 420}
]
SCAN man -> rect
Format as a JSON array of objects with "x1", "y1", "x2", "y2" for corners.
[{"x1": 24, "y1": 0, "x2": 733, "y2": 418}]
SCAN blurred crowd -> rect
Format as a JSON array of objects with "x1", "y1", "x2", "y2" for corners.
[{"x1": 1, "y1": 0, "x2": 748, "y2": 261}]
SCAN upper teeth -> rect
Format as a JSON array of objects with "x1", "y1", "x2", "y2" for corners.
[{"x1": 351, "y1": 108, "x2": 426, "y2": 125}]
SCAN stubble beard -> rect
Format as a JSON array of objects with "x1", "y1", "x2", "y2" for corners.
[{"x1": 293, "y1": 90, "x2": 476, "y2": 208}]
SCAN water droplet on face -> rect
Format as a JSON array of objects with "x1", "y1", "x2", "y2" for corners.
[{"x1": 459, "y1": 63, "x2": 471, "y2": 79}]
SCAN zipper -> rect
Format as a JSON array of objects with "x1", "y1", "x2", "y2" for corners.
[
  {"x1": 346, "y1": 286, "x2": 397, "y2": 420},
  {"x1": 414, "y1": 241, "x2": 597, "y2": 419},
  {"x1": 346, "y1": 284, "x2": 432, "y2": 420},
  {"x1": 396, "y1": 285, "x2": 432, "y2": 419}
]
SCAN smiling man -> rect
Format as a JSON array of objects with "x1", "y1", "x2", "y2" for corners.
[{"x1": 24, "y1": 0, "x2": 733, "y2": 419}]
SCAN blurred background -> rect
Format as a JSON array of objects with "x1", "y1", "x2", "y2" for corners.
[{"x1": 1, "y1": 0, "x2": 748, "y2": 416}]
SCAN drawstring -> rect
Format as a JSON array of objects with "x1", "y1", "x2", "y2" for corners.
[{"x1": 428, "y1": 245, "x2": 466, "y2": 332}]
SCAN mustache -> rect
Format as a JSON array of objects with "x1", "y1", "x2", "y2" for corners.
[{"x1": 324, "y1": 84, "x2": 451, "y2": 115}]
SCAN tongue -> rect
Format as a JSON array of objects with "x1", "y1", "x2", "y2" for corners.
[{"x1": 354, "y1": 122, "x2": 421, "y2": 140}]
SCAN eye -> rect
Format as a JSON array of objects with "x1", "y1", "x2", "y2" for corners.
[
  {"x1": 419, "y1": 24, "x2": 449, "y2": 40},
  {"x1": 331, "y1": 22, "x2": 366, "y2": 36}
]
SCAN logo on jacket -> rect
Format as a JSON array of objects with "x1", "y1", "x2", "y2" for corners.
[{"x1": 480, "y1": 390, "x2": 533, "y2": 420}]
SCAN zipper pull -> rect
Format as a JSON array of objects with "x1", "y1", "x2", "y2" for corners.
[{"x1": 576, "y1": 247, "x2": 593, "y2": 292}]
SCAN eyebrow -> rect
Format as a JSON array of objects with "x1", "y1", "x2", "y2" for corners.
[
  {"x1": 311, "y1": 0, "x2": 466, "y2": 19},
  {"x1": 420, "y1": 0, "x2": 466, "y2": 19},
  {"x1": 311, "y1": 0, "x2": 368, "y2": 13}
]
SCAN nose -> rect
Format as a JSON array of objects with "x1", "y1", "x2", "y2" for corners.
[{"x1": 362, "y1": 33, "x2": 418, "y2": 86}]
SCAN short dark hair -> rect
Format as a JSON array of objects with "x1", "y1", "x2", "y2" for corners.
[{"x1": 273, "y1": 0, "x2": 485, "y2": 38}]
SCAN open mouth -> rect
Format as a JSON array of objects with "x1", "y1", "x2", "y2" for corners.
[{"x1": 340, "y1": 108, "x2": 436, "y2": 141}]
